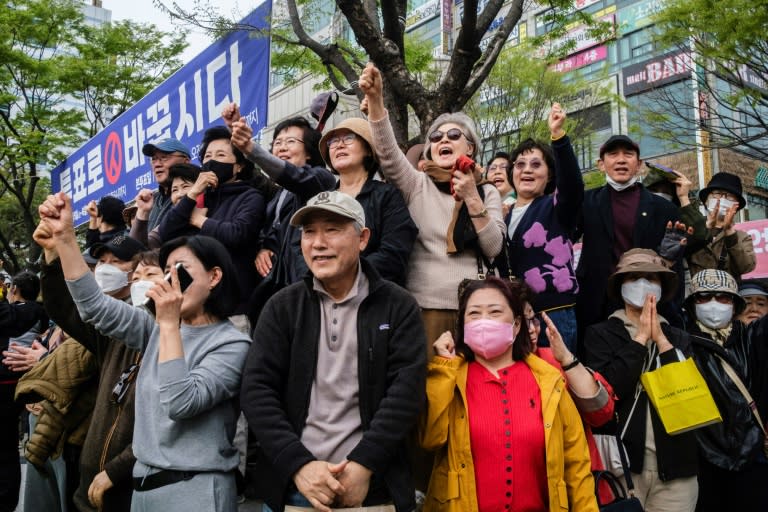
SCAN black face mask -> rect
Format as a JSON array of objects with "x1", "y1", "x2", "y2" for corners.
[{"x1": 202, "y1": 159, "x2": 235, "y2": 184}]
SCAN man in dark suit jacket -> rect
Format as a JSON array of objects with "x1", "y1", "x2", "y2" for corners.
[{"x1": 576, "y1": 135, "x2": 680, "y2": 342}]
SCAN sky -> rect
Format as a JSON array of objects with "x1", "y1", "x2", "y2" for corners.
[{"x1": 103, "y1": 0, "x2": 249, "y2": 63}]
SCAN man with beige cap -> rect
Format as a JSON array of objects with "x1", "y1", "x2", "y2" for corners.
[{"x1": 240, "y1": 191, "x2": 426, "y2": 512}]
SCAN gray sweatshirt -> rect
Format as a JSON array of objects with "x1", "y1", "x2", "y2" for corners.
[{"x1": 66, "y1": 272, "x2": 250, "y2": 473}]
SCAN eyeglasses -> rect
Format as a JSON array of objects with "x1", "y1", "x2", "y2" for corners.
[
  {"x1": 428, "y1": 128, "x2": 466, "y2": 143},
  {"x1": 708, "y1": 191, "x2": 739, "y2": 202},
  {"x1": 513, "y1": 159, "x2": 545, "y2": 171},
  {"x1": 693, "y1": 292, "x2": 734, "y2": 305},
  {"x1": 273, "y1": 137, "x2": 304, "y2": 149},
  {"x1": 526, "y1": 315, "x2": 541, "y2": 328},
  {"x1": 111, "y1": 363, "x2": 140, "y2": 404},
  {"x1": 488, "y1": 164, "x2": 509, "y2": 172},
  {"x1": 151, "y1": 152, "x2": 186, "y2": 163},
  {"x1": 327, "y1": 133, "x2": 358, "y2": 149}
]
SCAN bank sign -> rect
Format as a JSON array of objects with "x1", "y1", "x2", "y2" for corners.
[{"x1": 51, "y1": 1, "x2": 272, "y2": 225}]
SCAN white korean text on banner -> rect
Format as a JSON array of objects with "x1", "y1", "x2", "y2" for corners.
[{"x1": 51, "y1": 1, "x2": 272, "y2": 226}]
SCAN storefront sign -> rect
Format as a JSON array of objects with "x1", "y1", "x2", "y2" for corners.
[
  {"x1": 623, "y1": 50, "x2": 692, "y2": 96},
  {"x1": 617, "y1": 0, "x2": 667, "y2": 33},
  {"x1": 406, "y1": 0, "x2": 440, "y2": 29},
  {"x1": 552, "y1": 45, "x2": 608, "y2": 73}
]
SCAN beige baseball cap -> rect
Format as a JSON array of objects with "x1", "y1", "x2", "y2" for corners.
[{"x1": 290, "y1": 190, "x2": 366, "y2": 228}]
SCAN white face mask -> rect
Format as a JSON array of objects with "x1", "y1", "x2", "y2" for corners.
[
  {"x1": 621, "y1": 278, "x2": 662, "y2": 308},
  {"x1": 95, "y1": 263, "x2": 129, "y2": 294},
  {"x1": 130, "y1": 280, "x2": 155, "y2": 306},
  {"x1": 605, "y1": 174, "x2": 638, "y2": 192},
  {"x1": 695, "y1": 300, "x2": 734, "y2": 329},
  {"x1": 653, "y1": 192, "x2": 674, "y2": 202},
  {"x1": 706, "y1": 197, "x2": 736, "y2": 216}
]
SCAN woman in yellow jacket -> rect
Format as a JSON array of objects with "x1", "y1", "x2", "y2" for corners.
[{"x1": 421, "y1": 277, "x2": 598, "y2": 512}]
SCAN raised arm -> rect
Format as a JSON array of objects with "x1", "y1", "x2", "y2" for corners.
[
  {"x1": 35, "y1": 193, "x2": 154, "y2": 350},
  {"x1": 359, "y1": 64, "x2": 422, "y2": 199}
]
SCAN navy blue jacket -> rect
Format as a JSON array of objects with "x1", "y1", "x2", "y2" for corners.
[
  {"x1": 260, "y1": 163, "x2": 336, "y2": 285},
  {"x1": 160, "y1": 180, "x2": 266, "y2": 313},
  {"x1": 341, "y1": 177, "x2": 418, "y2": 287}
]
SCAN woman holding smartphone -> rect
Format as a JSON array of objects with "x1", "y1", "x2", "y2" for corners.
[{"x1": 35, "y1": 192, "x2": 250, "y2": 512}]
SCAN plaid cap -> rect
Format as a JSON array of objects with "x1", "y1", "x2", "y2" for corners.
[{"x1": 686, "y1": 269, "x2": 745, "y2": 310}]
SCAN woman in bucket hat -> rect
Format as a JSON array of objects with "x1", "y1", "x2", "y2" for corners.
[
  {"x1": 584, "y1": 248, "x2": 699, "y2": 512},
  {"x1": 684, "y1": 269, "x2": 768, "y2": 512},
  {"x1": 687, "y1": 172, "x2": 755, "y2": 278},
  {"x1": 318, "y1": 117, "x2": 417, "y2": 286}
]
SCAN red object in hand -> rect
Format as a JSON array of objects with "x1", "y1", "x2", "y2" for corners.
[
  {"x1": 196, "y1": 195, "x2": 205, "y2": 208},
  {"x1": 451, "y1": 155, "x2": 475, "y2": 200}
]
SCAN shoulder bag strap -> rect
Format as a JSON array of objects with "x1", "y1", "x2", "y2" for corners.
[
  {"x1": 715, "y1": 354, "x2": 768, "y2": 437},
  {"x1": 614, "y1": 412, "x2": 637, "y2": 495}
]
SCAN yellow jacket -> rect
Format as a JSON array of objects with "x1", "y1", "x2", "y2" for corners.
[{"x1": 420, "y1": 353, "x2": 598, "y2": 512}]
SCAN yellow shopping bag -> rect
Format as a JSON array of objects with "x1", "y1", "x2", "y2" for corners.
[{"x1": 640, "y1": 357, "x2": 722, "y2": 435}]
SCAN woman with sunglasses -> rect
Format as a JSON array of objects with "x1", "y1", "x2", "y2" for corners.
[
  {"x1": 424, "y1": 276, "x2": 597, "y2": 512},
  {"x1": 684, "y1": 269, "x2": 768, "y2": 512},
  {"x1": 35, "y1": 193, "x2": 251, "y2": 512},
  {"x1": 360, "y1": 64, "x2": 505, "y2": 346},
  {"x1": 583, "y1": 248, "x2": 699, "y2": 512},
  {"x1": 504, "y1": 106, "x2": 584, "y2": 351}
]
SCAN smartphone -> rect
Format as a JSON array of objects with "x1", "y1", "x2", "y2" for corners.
[
  {"x1": 144, "y1": 262, "x2": 194, "y2": 314},
  {"x1": 645, "y1": 161, "x2": 679, "y2": 180}
]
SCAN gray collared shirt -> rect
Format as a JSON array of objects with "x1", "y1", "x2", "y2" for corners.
[{"x1": 300, "y1": 263, "x2": 370, "y2": 463}]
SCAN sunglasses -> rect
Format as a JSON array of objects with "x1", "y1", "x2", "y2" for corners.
[
  {"x1": 428, "y1": 128, "x2": 466, "y2": 143},
  {"x1": 693, "y1": 292, "x2": 734, "y2": 305},
  {"x1": 513, "y1": 159, "x2": 545, "y2": 171},
  {"x1": 111, "y1": 363, "x2": 140, "y2": 404}
]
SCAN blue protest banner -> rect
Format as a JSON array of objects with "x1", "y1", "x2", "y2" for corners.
[{"x1": 52, "y1": 1, "x2": 272, "y2": 226}]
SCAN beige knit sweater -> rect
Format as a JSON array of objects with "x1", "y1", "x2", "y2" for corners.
[{"x1": 368, "y1": 113, "x2": 505, "y2": 310}]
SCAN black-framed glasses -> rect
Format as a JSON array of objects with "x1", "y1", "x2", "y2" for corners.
[
  {"x1": 326, "y1": 133, "x2": 357, "y2": 149},
  {"x1": 693, "y1": 292, "x2": 734, "y2": 305},
  {"x1": 526, "y1": 315, "x2": 541, "y2": 329},
  {"x1": 428, "y1": 128, "x2": 466, "y2": 143},
  {"x1": 111, "y1": 363, "x2": 139, "y2": 404}
]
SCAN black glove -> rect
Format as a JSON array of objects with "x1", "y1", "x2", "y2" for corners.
[{"x1": 657, "y1": 222, "x2": 690, "y2": 262}]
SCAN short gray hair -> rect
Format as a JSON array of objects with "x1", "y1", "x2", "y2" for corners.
[{"x1": 423, "y1": 112, "x2": 481, "y2": 160}]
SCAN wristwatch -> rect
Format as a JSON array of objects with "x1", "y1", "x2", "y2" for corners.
[{"x1": 469, "y1": 208, "x2": 488, "y2": 218}]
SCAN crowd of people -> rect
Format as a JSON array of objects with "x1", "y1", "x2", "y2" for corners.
[{"x1": 0, "y1": 62, "x2": 766, "y2": 512}]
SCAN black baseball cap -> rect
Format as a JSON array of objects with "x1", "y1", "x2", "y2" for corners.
[
  {"x1": 89, "y1": 235, "x2": 146, "y2": 262},
  {"x1": 599, "y1": 135, "x2": 640, "y2": 158}
]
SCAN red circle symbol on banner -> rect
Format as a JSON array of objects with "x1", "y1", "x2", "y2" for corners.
[{"x1": 103, "y1": 131, "x2": 123, "y2": 185}]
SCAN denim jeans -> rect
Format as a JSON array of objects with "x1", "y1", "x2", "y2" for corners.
[{"x1": 537, "y1": 306, "x2": 577, "y2": 352}]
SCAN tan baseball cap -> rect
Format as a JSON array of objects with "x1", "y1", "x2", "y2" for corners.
[{"x1": 290, "y1": 190, "x2": 366, "y2": 228}]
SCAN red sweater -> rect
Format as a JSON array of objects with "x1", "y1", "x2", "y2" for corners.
[{"x1": 467, "y1": 361, "x2": 548, "y2": 512}]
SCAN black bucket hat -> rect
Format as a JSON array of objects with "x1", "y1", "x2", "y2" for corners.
[{"x1": 698, "y1": 172, "x2": 746, "y2": 210}]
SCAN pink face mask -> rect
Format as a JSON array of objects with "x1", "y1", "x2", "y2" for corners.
[{"x1": 463, "y1": 319, "x2": 517, "y2": 359}]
